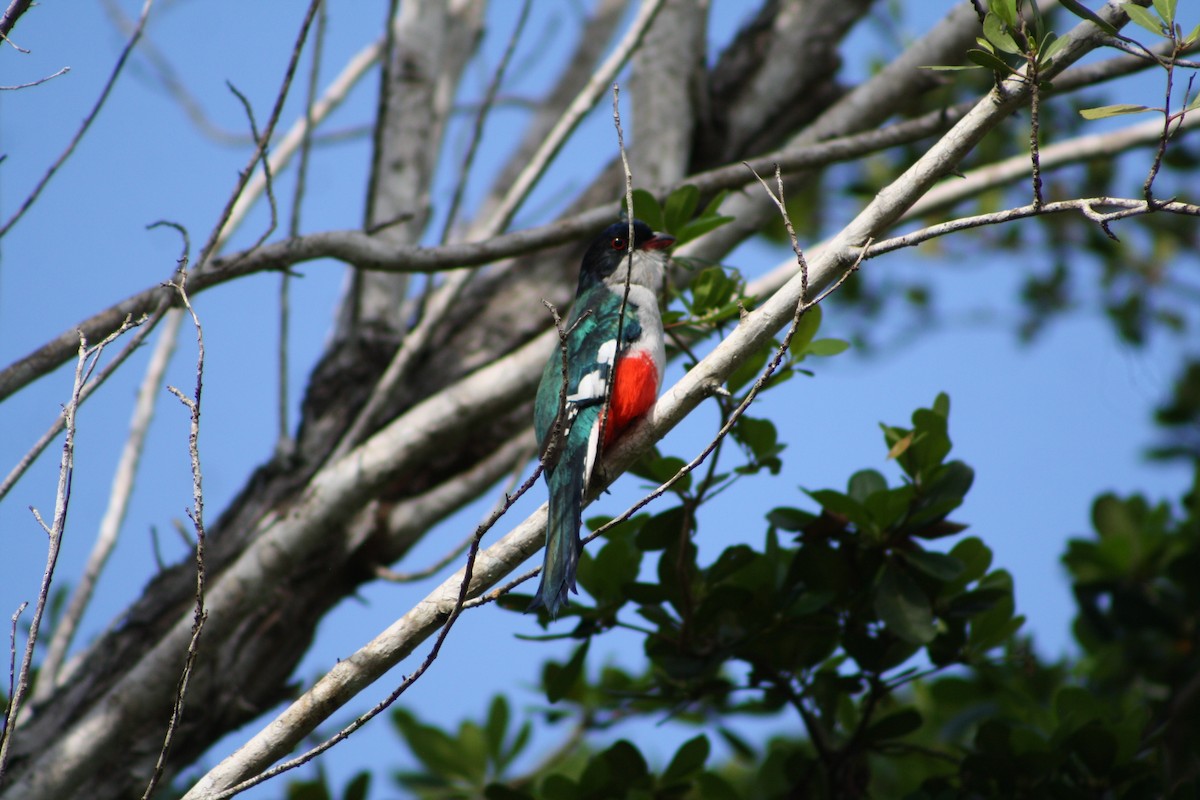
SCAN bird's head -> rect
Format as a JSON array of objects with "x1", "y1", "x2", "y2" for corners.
[{"x1": 577, "y1": 220, "x2": 674, "y2": 294}]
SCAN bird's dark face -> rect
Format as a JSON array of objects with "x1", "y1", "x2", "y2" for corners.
[{"x1": 577, "y1": 220, "x2": 674, "y2": 293}]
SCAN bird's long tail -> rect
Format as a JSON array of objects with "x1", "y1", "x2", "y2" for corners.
[{"x1": 529, "y1": 409, "x2": 600, "y2": 617}]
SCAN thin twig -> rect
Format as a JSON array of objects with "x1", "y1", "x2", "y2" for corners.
[
  {"x1": 479, "y1": 0, "x2": 667, "y2": 235},
  {"x1": 0, "y1": 0, "x2": 153, "y2": 239},
  {"x1": 0, "y1": 66, "x2": 71, "y2": 91},
  {"x1": 866, "y1": 196, "x2": 1200, "y2": 257},
  {"x1": 277, "y1": 0, "x2": 328, "y2": 454},
  {"x1": 0, "y1": 320, "x2": 136, "y2": 779},
  {"x1": 224, "y1": 83, "x2": 280, "y2": 256},
  {"x1": 192, "y1": 0, "x2": 323, "y2": 272},
  {"x1": 602, "y1": 83, "x2": 637, "y2": 461},
  {"x1": 744, "y1": 163, "x2": 809, "y2": 301},
  {"x1": 143, "y1": 272, "x2": 209, "y2": 800},
  {"x1": 439, "y1": 0, "x2": 532, "y2": 244},
  {"x1": 0, "y1": 308, "x2": 157, "y2": 504},
  {"x1": 4, "y1": 603, "x2": 27, "y2": 736}
]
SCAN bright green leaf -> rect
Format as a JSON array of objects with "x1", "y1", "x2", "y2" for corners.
[
  {"x1": 623, "y1": 189, "x2": 664, "y2": 231},
  {"x1": 1058, "y1": 0, "x2": 1120, "y2": 35},
  {"x1": 805, "y1": 338, "x2": 850, "y2": 357},
  {"x1": 1122, "y1": 2, "x2": 1166, "y2": 35},
  {"x1": 920, "y1": 63, "x2": 985, "y2": 71},
  {"x1": 788, "y1": 305, "x2": 822, "y2": 358},
  {"x1": 675, "y1": 214, "x2": 734, "y2": 245},
  {"x1": 983, "y1": 12, "x2": 1022, "y2": 53},
  {"x1": 663, "y1": 184, "x2": 700, "y2": 233},
  {"x1": 988, "y1": 0, "x2": 1017, "y2": 28},
  {"x1": 966, "y1": 48, "x2": 1016, "y2": 73},
  {"x1": 1039, "y1": 32, "x2": 1071, "y2": 64},
  {"x1": 1186, "y1": 21, "x2": 1200, "y2": 46},
  {"x1": 1151, "y1": 0, "x2": 1176, "y2": 25}
]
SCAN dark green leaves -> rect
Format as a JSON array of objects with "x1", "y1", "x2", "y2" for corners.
[
  {"x1": 875, "y1": 561, "x2": 937, "y2": 644},
  {"x1": 620, "y1": 184, "x2": 733, "y2": 246}
]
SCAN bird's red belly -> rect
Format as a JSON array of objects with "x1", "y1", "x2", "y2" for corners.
[{"x1": 605, "y1": 351, "x2": 659, "y2": 446}]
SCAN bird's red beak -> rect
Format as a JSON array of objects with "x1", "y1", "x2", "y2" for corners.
[{"x1": 643, "y1": 232, "x2": 675, "y2": 251}]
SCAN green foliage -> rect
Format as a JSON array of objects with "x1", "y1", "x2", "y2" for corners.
[
  {"x1": 386, "y1": 696, "x2": 532, "y2": 798},
  {"x1": 290, "y1": 388, "x2": 1200, "y2": 799},
  {"x1": 621, "y1": 185, "x2": 734, "y2": 247}
]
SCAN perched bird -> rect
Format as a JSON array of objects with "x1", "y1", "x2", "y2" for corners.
[{"x1": 530, "y1": 220, "x2": 674, "y2": 617}]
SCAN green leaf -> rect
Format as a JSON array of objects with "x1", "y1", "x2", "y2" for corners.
[
  {"x1": 864, "y1": 707, "x2": 924, "y2": 743},
  {"x1": 1058, "y1": 0, "x2": 1119, "y2": 35},
  {"x1": 1039, "y1": 32, "x2": 1070, "y2": 64},
  {"x1": 875, "y1": 562, "x2": 937, "y2": 644},
  {"x1": 662, "y1": 735, "x2": 711, "y2": 783},
  {"x1": 635, "y1": 506, "x2": 685, "y2": 551},
  {"x1": 947, "y1": 537, "x2": 993, "y2": 588},
  {"x1": 544, "y1": 640, "x2": 589, "y2": 703},
  {"x1": 1185, "y1": 21, "x2": 1200, "y2": 46},
  {"x1": 695, "y1": 772, "x2": 741, "y2": 800},
  {"x1": 342, "y1": 772, "x2": 371, "y2": 800},
  {"x1": 805, "y1": 488, "x2": 871, "y2": 529},
  {"x1": 966, "y1": 48, "x2": 1014, "y2": 74},
  {"x1": 920, "y1": 63, "x2": 984, "y2": 71},
  {"x1": 392, "y1": 709, "x2": 477, "y2": 783},
  {"x1": 623, "y1": 189, "x2": 664, "y2": 231},
  {"x1": 287, "y1": 778, "x2": 332, "y2": 800},
  {"x1": 805, "y1": 338, "x2": 850, "y2": 357},
  {"x1": 767, "y1": 506, "x2": 816, "y2": 531},
  {"x1": 484, "y1": 784, "x2": 535, "y2": 800},
  {"x1": 1078, "y1": 103, "x2": 1156, "y2": 120},
  {"x1": 663, "y1": 184, "x2": 700, "y2": 233},
  {"x1": 541, "y1": 775, "x2": 579, "y2": 800},
  {"x1": 900, "y1": 549, "x2": 964, "y2": 582},
  {"x1": 675, "y1": 214, "x2": 734, "y2": 245},
  {"x1": 702, "y1": 189, "x2": 729, "y2": 217},
  {"x1": 690, "y1": 265, "x2": 737, "y2": 315},
  {"x1": 601, "y1": 740, "x2": 649, "y2": 787},
  {"x1": 578, "y1": 531, "x2": 641, "y2": 604},
  {"x1": 848, "y1": 469, "x2": 887, "y2": 504},
  {"x1": 983, "y1": 12, "x2": 1022, "y2": 53},
  {"x1": 788, "y1": 304, "x2": 822, "y2": 357},
  {"x1": 1151, "y1": 0, "x2": 1175, "y2": 25},
  {"x1": 484, "y1": 696, "x2": 509, "y2": 765},
  {"x1": 735, "y1": 415, "x2": 777, "y2": 458},
  {"x1": 1122, "y1": 2, "x2": 1166, "y2": 35},
  {"x1": 988, "y1": 0, "x2": 1017, "y2": 28},
  {"x1": 932, "y1": 392, "x2": 950, "y2": 418},
  {"x1": 706, "y1": 545, "x2": 757, "y2": 583}
]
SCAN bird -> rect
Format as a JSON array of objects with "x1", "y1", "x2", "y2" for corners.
[{"x1": 530, "y1": 219, "x2": 674, "y2": 617}]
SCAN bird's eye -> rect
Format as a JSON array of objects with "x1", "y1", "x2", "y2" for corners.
[{"x1": 611, "y1": 236, "x2": 626, "y2": 250}]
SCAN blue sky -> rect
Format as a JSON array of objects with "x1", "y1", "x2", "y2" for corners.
[{"x1": 1, "y1": 1, "x2": 1195, "y2": 797}]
